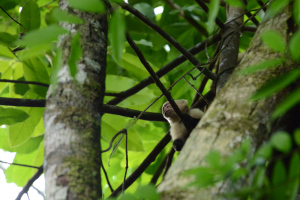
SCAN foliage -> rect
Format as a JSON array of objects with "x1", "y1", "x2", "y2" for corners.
[
  {"x1": 0, "y1": 0, "x2": 299, "y2": 199},
  {"x1": 185, "y1": 130, "x2": 300, "y2": 200}
]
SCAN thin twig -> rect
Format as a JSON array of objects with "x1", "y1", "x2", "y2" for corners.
[
  {"x1": 0, "y1": 6, "x2": 25, "y2": 34},
  {"x1": 101, "y1": 129, "x2": 126, "y2": 153},
  {"x1": 0, "y1": 160, "x2": 40, "y2": 169},
  {"x1": 122, "y1": 130, "x2": 129, "y2": 194},
  {"x1": 101, "y1": 160, "x2": 114, "y2": 193},
  {"x1": 15, "y1": 165, "x2": 43, "y2": 200}
]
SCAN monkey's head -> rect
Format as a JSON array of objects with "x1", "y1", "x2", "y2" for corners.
[{"x1": 162, "y1": 100, "x2": 189, "y2": 123}]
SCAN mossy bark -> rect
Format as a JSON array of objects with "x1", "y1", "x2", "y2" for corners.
[
  {"x1": 158, "y1": 6, "x2": 296, "y2": 200},
  {"x1": 43, "y1": 1, "x2": 107, "y2": 199}
]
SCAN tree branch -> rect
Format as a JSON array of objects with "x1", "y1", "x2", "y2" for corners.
[
  {"x1": 0, "y1": 97, "x2": 46, "y2": 107},
  {"x1": 15, "y1": 165, "x2": 43, "y2": 200},
  {"x1": 0, "y1": 79, "x2": 49, "y2": 87}
]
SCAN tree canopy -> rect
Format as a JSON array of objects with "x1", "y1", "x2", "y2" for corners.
[{"x1": 0, "y1": 0, "x2": 299, "y2": 199}]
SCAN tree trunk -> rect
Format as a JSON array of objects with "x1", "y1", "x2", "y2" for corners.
[
  {"x1": 158, "y1": 5, "x2": 295, "y2": 200},
  {"x1": 43, "y1": 1, "x2": 107, "y2": 199}
]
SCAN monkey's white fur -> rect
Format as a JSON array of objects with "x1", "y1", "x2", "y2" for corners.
[{"x1": 162, "y1": 100, "x2": 203, "y2": 142}]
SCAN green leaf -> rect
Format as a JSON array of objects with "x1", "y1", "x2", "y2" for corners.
[
  {"x1": 294, "y1": 128, "x2": 300, "y2": 146},
  {"x1": 205, "y1": 151, "x2": 221, "y2": 168},
  {"x1": 68, "y1": 33, "x2": 82, "y2": 79},
  {"x1": 208, "y1": 0, "x2": 220, "y2": 33},
  {"x1": 293, "y1": 0, "x2": 300, "y2": 25},
  {"x1": 287, "y1": 153, "x2": 300, "y2": 200},
  {"x1": 289, "y1": 30, "x2": 300, "y2": 61},
  {"x1": 255, "y1": 143, "x2": 273, "y2": 159},
  {"x1": 134, "y1": 184, "x2": 160, "y2": 200},
  {"x1": 238, "y1": 58, "x2": 285, "y2": 75},
  {"x1": 109, "y1": 8, "x2": 125, "y2": 63},
  {"x1": 261, "y1": 30, "x2": 286, "y2": 54},
  {"x1": 133, "y1": 3, "x2": 156, "y2": 22},
  {"x1": 226, "y1": 0, "x2": 245, "y2": 7},
  {"x1": 0, "y1": 107, "x2": 29, "y2": 126},
  {"x1": 51, "y1": 48, "x2": 63, "y2": 90},
  {"x1": 270, "y1": 131, "x2": 292, "y2": 153},
  {"x1": 0, "y1": 32, "x2": 18, "y2": 46},
  {"x1": 17, "y1": 25, "x2": 68, "y2": 47},
  {"x1": 272, "y1": 161, "x2": 286, "y2": 185},
  {"x1": 265, "y1": 0, "x2": 290, "y2": 20},
  {"x1": 9, "y1": 107, "x2": 44, "y2": 147},
  {"x1": 52, "y1": 8, "x2": 85, "y2": 24},
  {"x1": 20, "y1": 0, "x2": 41, "y2": 32},
  {"x1": 68, "y1": 0, "x2": 105, "y2": 13},
  {"x1": 250, "y1": 68, "x2": 300, "y2": 101},
  {"x1": 272, "y1": 87, "x2": 300, "y2": 119},
  {"x1": 23, "y1": 56, "x2": 50, "y2": 97},
  {"x1": 0, "y1": 44, "x2": 15, "y2": 60}
]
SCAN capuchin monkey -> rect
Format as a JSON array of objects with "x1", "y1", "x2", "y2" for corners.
[{"x1": 162, "y1": 100, "x2": 203, "y2": 151}]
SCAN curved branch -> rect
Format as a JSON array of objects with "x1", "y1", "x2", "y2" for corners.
[{"x1": 15, "y1": 165, "x2": 43, "y2": 200}]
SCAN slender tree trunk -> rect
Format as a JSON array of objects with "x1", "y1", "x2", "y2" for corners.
[
  {"x1": 158, "y1": 5, "x2": 296, "y2": 200},
  {"x1": 43, "y1": 1, "x2": 107, "y2": 199}
]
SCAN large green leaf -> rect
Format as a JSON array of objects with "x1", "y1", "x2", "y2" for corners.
[
  {"x1": 0, "y1": 32, "x2": 18, "y2": 46},
  {"x1": 9, "y1": 107, "x2": 44, "y2": 147},
  {"x1": 0, "y1": 44, "x2": 15, "y2": 60},
  {"x1": 109, "y1": 8, "x2": 125, "y2": 63},
  {"x1": 271, "y1": 161, "x2": 287, "y2": 200},
  {"x1": 17, "y1": 25, "x2": 68, "y2": 48},
  {"x1": 102, "y1": 114, "x2": 144, "y2": 152},
  {"x1": 239, "y1": 58, "x2": 285, "y2": 75},
  {"x1": 0, "y1": 107, "x2": 29, "y2": 125},
  {"x1": 293, "y1": 0, "x2": 300, "y2": 25},
  {"x1": 20, "y1": 0, "x2": 41, "y2": 32},
  {"x1": 208, "y1": 0, "x2": 220, "y2": 33},
  {"x1": 287, "y1": 153, "x2": 300, "y2": 200},
  {"x1": 68, "y1": 32, "x2": 82, "y2": 79},
  {"x1": 250, "y1": 68, "x2": 300, "y2": 101},
  {"x1": 270, "y1": 131, "x2": 292, "y2": 153},
  {"x1": 23, "y1": 56, "x2": 50, "y2": 97},
  {"x1": 5, "y1": 144, "x2": 43, "y2": 187},
  {"x1": 68, "y1": 0, "x2": 105, "y2": 13},
  {"x1": 52, "y1": 8, "x2": 84, "y2": 24},
  {"x1": 133, "y1": 3, "x2": 155, "y2": 22},
  {"x1": 272, "y1": 87, "x2": 300, "y2": 119},
  {"x1": 289, "y1": 30, "x2": 300, "y2": 61},
  {"x1": 261, "y1": 30, "x2": 286, "y2": 54}
]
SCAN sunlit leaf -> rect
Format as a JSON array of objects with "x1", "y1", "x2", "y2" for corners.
[
  {"x1": 68, "y1": 32, "x2": 82, "y2": 79},
  {"x1": 208, "y1": 0, "x2": 220, "y2": 33},
  {"x1": 0, "y1": 107, "x2": 29, "y2": 126},
  {"x1": 52, "y1": 8, "x2": 85, "y2": 24},
  {"x1": 17, "y1": 25, "x2": 68, "y2": 47},
  {"x1": 289, "y1": 30, "x2": 300, "y2": 61},
  {"x1": 109, "y1": 8, "x2": 125, "y2": 63},
  {"x1": 68, "y1": 0, "x2": 105, "y2": 13},
  {"x1": 0, "y1": 32, "x2": 18, "y2": 46},
  {"x1": 20, "y1": 0, "x2": 41, "y2": 32},
  {"x1": 250, "y1": 68, "x2": 300, "y2": 101},
  {"x1": 261, "y1": 30, "x2": 286, "y2": 53},
  {"x1": 272, "y1": 87, "x2": 300, "y2": 119},
  {"x1": 270, "y1": 131, "x2": 292, "y2": 153}
]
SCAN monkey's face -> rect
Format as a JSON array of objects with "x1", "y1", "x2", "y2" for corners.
[
  {"x1": 162, "y1": 102, "x2": 175, "y2": 118},
  {"x1": 162, "y1": 100, "x2": 188, "y2": 119}
]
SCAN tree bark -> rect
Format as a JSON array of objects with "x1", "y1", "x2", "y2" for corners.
[
  {"x1": 43, "y1": 1, "x2": 107, "y2": 199},
  {"x1": 158, "y1": 5, "x2": 295, "y2": 200}
]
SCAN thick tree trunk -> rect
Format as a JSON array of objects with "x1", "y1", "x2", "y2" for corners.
[
  {"x1": 158, "y1": 6, "x2": 295, "y2": 200},
  {"x1": 43, "y1": 1, "x2": 107, "y2": 199}
]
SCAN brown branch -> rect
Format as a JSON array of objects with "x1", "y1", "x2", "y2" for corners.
[
  {"x1": 120, "y1": 3, "x2": 216, "y2": 80},
  {"x1": 0, "y1": 79, "x2": 49, "y2": 87},
  {"x1": 107, "y1": 33, "x2": 221, "y2": 106},
  {"x1": 108, "y1": 132, "x2": 171, "y2": 198},
  {"x1": 102, "y1": 104, "x2": 166, "y2": 122},
  {"x1": 256, "y1": 0, "x2": 267, "y2": 12},
  {"x1": 0, "y1": 6, "x2": 25, "y2": 34},
  {"x1": 0, "y1": 97, "x2": 45, "y2": 107},
  {"x1": 0, "y1": 160, "x2": 40, "y2": 169},
  {"x1": 15, "y1": 165, "x2": 43, "y2": 200},
  {"x1": 126, "y1": 32, "x2": 192, "y2": 131},
  {"x1": 101, "y1": 161, "x2": 114, "y2": 193},
  {"x1": 163, "y1": 148, "x2": 175, "y2": 178},
  {"x1": 101, "y1": 129, "x2": 126, "y2": 153}
]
